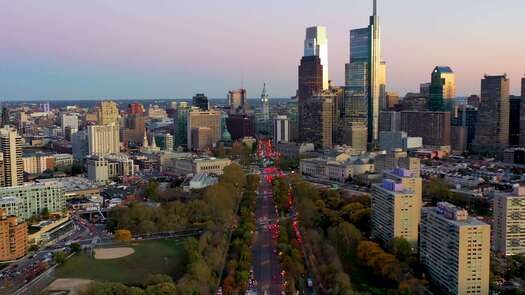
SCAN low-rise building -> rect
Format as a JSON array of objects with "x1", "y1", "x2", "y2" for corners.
[
  {"x1": 86, "y1": 154, "x2": 134, "y2": 184},
  {"x1": 163, "y1": 156, "x2": 232, "y2": 177},
  {"x1": 300, "y1": 152, "x2": 374, "y2": 183},
  {"x1": 0, "y1": 182, "x2": 66, "y2": 221},
  {"x1": 276, "y1": 142, "x2": 315, "y2": 159},
  {"x1": 189, "y1": 173, "x2": 219, "y2": 190}
]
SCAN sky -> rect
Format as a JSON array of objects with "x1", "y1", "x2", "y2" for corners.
[{"x1": 1, "y1": 0, "x2": 524, "y2": 100}]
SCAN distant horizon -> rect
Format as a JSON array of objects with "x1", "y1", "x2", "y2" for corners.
[{"x1": 1, "y1": 0, "x2": 524, "y2": 99}]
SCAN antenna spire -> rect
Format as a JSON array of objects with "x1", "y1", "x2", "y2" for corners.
[{"x1": 373, "y1": 0, "x2": 377, "y2": 16}]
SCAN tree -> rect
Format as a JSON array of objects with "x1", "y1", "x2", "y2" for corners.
[
  {"x1": 144, "y1": 180, "x2": 160, "y2": 200},
  {"x1": 53, "y1": 251, "x2": 67, "y2": 264},
  {"x1": 388, "y1": 237, "x2": 412, "y2": 262},
  {"x1": 70, "y1": 242, "x2": 82, "y2": 254},
  {"x1": 144, "y1": 274, "x2": 173, "y2": 287},
  {"x1": 145, "y1": 283, "x2": 176, "y2": 295},
  {"x1": 115, "y1": 229, "x2": 132, "y2": 241},
  {"x1": 41, "y1": 207, "x2": 50, "y2": 220}
]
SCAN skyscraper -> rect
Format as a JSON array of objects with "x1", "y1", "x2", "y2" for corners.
[
  {"x1": 298, "y1": 55, "x2": 323, "y2": 143},
  {"x1": 345, "y1": 0, "x2": 382, "y2": 145},
  {"x1": 367, "y1": 0, "x2": 381, "y2": 144},
  {"x1": 187, "y1": 110, "x2": 221, "y2": 150},
  {"x1": 304, "y1": 26, "x2": 329, "y2": 90},
  {"x1": 0, "y1": 127, "x2": 23, "y2": 187},
  {"x1": 301, "y1": 91, "x2": 334, "y2": 149},
  {"x1": 474, "y1": 75, "x2": 510, "y2": 150},
  {"x1": 97, "y1": 101, "x2": 120, "y2": 126},
  {"x1": 420, "y1": 202, "x2": 490, "y2": 295},
  {"x1": 87, "y1": 124, "x2": 121, "y2": 156},
  {"x1": 429, "y1": 66, "x2": 456, "y2": 111},
  {"x1": 509, "y1": 96, "x2": 522, "y2": 146},
  {"x1": 522, "y1": 76, "x2": 525, "y2": 98},
  {"x1": 228, "y1": 89, "x2": 248, "y2": 114},
  {"x1": 192, "y1": 93, "x2": 209, "y2": 111}
]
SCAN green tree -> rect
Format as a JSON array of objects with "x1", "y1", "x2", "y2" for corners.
[
  {"x1": 53, "y1": 251, "x2": 67, "y2": 264},
  {"x1": 144, "y1": 274, "x2": 173, "y2": 287},
  {"x1": 70, "y1": 242, "x2": 82, "y2": 254},
  {"x1": 145, "y1": 283, "x2": 176, "y2": 295},
  {"x1": 388, "y1": 237, "x2": 412, "y2": 262},
  {"x1": 144, "y1": 180, "x2": 160, "y2": 200}
]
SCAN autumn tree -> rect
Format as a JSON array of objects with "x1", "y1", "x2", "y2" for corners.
[{"x1": 115, "y1": 229, "x2": 132, "y2": 241}]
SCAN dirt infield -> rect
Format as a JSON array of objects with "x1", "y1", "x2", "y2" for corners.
[
  {"x1": 94, "y1": 247, "x2": 135, "y2": 259},
  {"x1": 44, "y1": 278, "x2": 93, "y2": 295}
]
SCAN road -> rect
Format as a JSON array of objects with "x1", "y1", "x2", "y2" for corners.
[{"x1": 252, "y1": 171, "x2": 282, "y2": 295}]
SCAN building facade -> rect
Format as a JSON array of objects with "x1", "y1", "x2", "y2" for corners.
[
  {"x1": 493, "y1": 185, "x2": 525, "y2": 256},
  {"x1": 87, "y1": 124, "x2": 120, "y2": 156},
  {"x1": 429, "y1": 66, "x2": 456, "y2": 111},
  {"x1": 0, "y1": 127, "x2": 23, "y2": 187},
  {"x1": 0, "y1": 209, "x2": 27, "y2": 262},
  {"x1": 371, "y1": 169, "x2": 422, "y2": 248},
  {"x1": 400, "y1": 111, "x2": 451, "y2": 147},
  {"x1": 97, "y1": 101, "x2": 120, "y2": 125},
  {"x1": 420, "y1": 202, "x2": 490, "y2": 295},
  {"x1": 187, "y1": 110, "x2": 221, "y2": 150},
  {"x1": 273, "y1": 115, "x2": 289, "y2": 144}
]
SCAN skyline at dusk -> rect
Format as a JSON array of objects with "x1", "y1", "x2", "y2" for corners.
[{"x1": 1, "y1": 0, "x2": 525, "y2": 100}]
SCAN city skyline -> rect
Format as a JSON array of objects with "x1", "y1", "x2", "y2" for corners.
[{"x1": 1, "y1": 0, "x2": 525, "y2": 100}]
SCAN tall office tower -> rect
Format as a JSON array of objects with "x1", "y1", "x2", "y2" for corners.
[
  {"x1": 493, "y1": 185, "x2": 525, "y2": 256},
  {"x1": 509, "y1": 96, "x2": 522, "y2": 146},
  {"x1": 175, "y1": 104, "x2": 190, "y2": 148},
  {"x1": 0, "y1": 127, "x2": 23, "y2": 187},
  {"x1": 97, "y1": 101, "x2": 120, "y2": 125},
  {"x1": 452, "y1": 106, "x2": 478, "y2": 150},
  {"x1": 273, "y1": 116, "x2": 289, "y2": 144},
  {"x1": 385, "y1": 92, "x2": 399, "y2": 110},
  {"x1": 522, "y1": 76, "x2": 525, "y2": 98},
  {"x1": 187, "y1": 110, "x2": 221, "y2": 150},
  {"x1": 474, "y1": 75, "x2": 510, "y2": 149},
  {"x1": 378, "y1": 61, "x2": 387, "y2": 110},
  {"x1": 345, "y1": 27, "x2": 369, "y2": 121},
  {"x1": 429, "y1": 66, "x2": 456, "y2": 111},
  {"x1": 301, "y1": 91, "x2": 334, "y2": 149},
  {"x1": 192, "y1": 93, "x2": 209, "y2": 111},
  {"x1": 371, "y1": 168, "x2": 422, "y2": 248},
  {"x1": 123, "y1": 103, "x2": 146, "y2": 147},
  {"x1": 304, "y1": 26, "x2": 329, "y2": 90},
  {"x1": 367, "y1": 0, "x2": 381, "y2": 144},
  {"x1": 338, "y1": 121, "x2": 368, "y2": 153},
  {"x1": 261, "y1": 83, "x2": 270, "y2": 121},
  {"x1": 400, "y1": 111, "x2": 451, "y2": 147},
  {"x1": 1, "y1": 107, "x2": 10, "y2": 127},
  {"x1": 419, "y1": 83, "x2": 431, "y2": 96},
  {"x1": 128, "y1": 102, "x2": 145, "y2": 115},
  {"x1": 379, "y1": 111, "x2": 401, "y2": 132},
  {"x1": 298, "y1": 55, "x2": 324, "y2": 142},
  {"x1": 60, "y1": 113, "x2": 78, "y2": 135},
  {"x1": 420, "y1": 202, "x2": 490, "y2": 295},
  {"x1": 87, "y1": 124, "x2": 120, "y2": 156},
  {"x1": 228, "y1": 89, "x2": 248, "y2": 114},
  {"x1": 71, "y1": 130, "x2": 89, "y2": 164},
  {"x1": 468, "y1": 95, "x2": 481, "y2": 108},
  {"x1": 221, "y1": 112, "x2": 232, "y2": 143},
  {"x1": 226, "y1": 114, "x2": 256, "y2": 140}
]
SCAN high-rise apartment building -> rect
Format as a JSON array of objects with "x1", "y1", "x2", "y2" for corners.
[
  {"x1": 0, "y1": 182, "x2": 66, "y2": 221},
  {"x1": 429, "y1": 66, "x2": 456, "y2": 111},
  {"x1": 273, "y1": 115, "x2": 289, "y2": 144},
  {"x1": 420, "y1": 202, "x2": 490, "y2": 295},
  {"x1": 192, "y1": 93, "x2": 209, "y2": 111},
  {"x1": 304, "y1": 26, "x2": 329, "y2": 90},
  {"x1": 123, "y1": 103, "x2": 146, "y2": 147},
  {"x1": 0, "y1": 127, "x2": 23, "y2": 187},
  {"x1": 97, "y1": 101, "x2": 120, "y2": 125},
  {"x1": 0, "y1": 209, "x2": 27, "y2": 262},
  {"x1": 87, "y1": 124, "x2": 120, "y2": 156},
  {"x1": 72, "y1": 130, "x2": 89, "y2": 164},
  {"x1": 371, "y1": 168, "x2": 422, "y2": 248},
  {"x1": 187, "y1": 110, "x2": 221, "y2": 150},
  {"x1": 509, "y1": 96, "x2": 522, "y2": 146},
  {"x1": 474, "y1": 75, "x2": 510, "y2": 150},
  {"x1": 493, "y1": 185, "x2": 525, "y2": 256}
]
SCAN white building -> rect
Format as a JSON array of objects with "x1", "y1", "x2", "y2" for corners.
[
  {"x1": 87, "y1": 124, "x2": 120, "y2": 156},
  {"x1": 493, "y1": 185, "x2": 525, "y2": 256},
  {"x1": 273, "y1": 115, "x2": 289, "y2": 144},
  {"x1": 300, "y1": 152, "x2": 373, "y2": 183},
  {"x1": 60, "y1": 113, "x2": 78, "y2": 134}
]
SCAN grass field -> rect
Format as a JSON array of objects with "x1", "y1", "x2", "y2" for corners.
[{"x1": 56, "y1": 239, "x2": 186, "y2": 284}]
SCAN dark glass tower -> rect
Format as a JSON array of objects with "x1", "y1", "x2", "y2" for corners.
[
  {"x1": 192, "y1": 93, "x2": 209, "y2": 111},
  {"x1": 298, "y1": 55, "x2": 323, "y2": 143}
]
